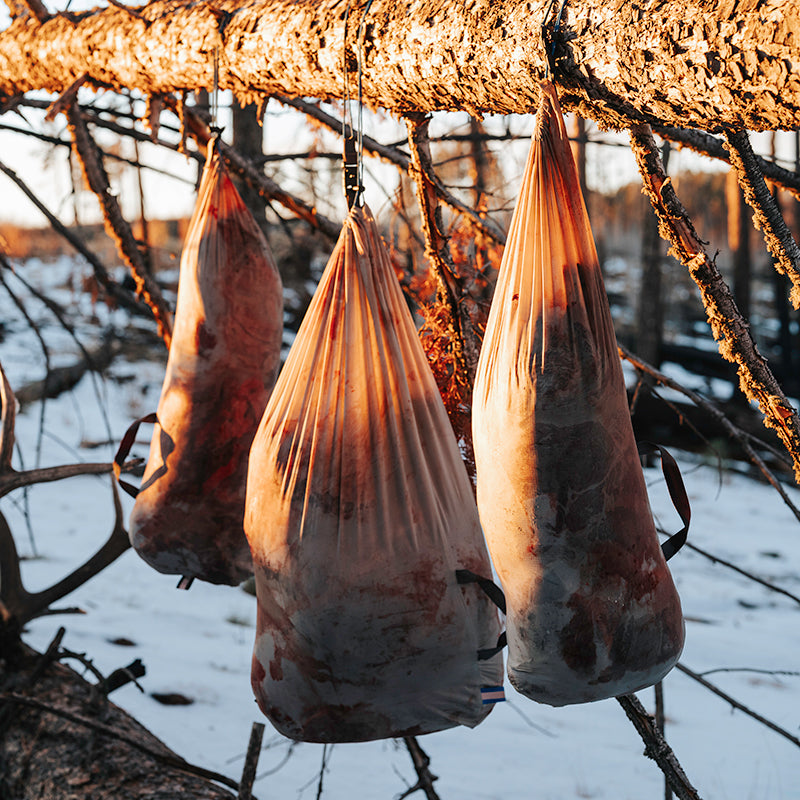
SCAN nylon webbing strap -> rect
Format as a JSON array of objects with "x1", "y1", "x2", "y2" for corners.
[
  {"x1": 113, "y1": 412, "x2": 158, "y2": 499},
  {"x1": 456, "y1": 569, "x2": 506, "y2": 614},
  {"x1": 638, "y1": 441, "x2": 691, "y2": 561},
  {"x1": 456, "y1": 569, "x2": 508, "y2": 661}
]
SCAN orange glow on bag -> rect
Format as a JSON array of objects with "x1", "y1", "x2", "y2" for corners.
[
  {"x1": 472, "y1": 83, "x2": 684, "y2": 706},
  {"x1": 129, "y1": 139, "x2": 283, "y2": 585},
  {"x1": 245, "y1": 204, "x2": 503, "y2": 742}
]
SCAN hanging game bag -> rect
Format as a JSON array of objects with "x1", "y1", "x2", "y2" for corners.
[
  {"x1": 472, "y1": 83, "x2": 686, "y2": 706},
  {"x1": 245, "y1": 204, "x2": 504, "y2": 743},
  {"x1": 125, "y1": 138, "x2": 283, "y2": 586}
]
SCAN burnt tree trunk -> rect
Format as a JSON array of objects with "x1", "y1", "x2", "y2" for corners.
[
  {"x1": 0, "y1": 640, "x2": 239, "y2": 800},
  {"x1": 1, "y1": 0, "x2": 799, "y2": 131}
]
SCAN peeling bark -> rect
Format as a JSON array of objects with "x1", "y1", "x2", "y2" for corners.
[
  {"x1": 0, "y1": 0, "x2": 798, "y2": 131},
  {"x1": 629, "y1": 124, "x2": 800, "y2": 483}
]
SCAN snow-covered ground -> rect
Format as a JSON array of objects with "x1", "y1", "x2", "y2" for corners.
[{"x1": 2, "y1": 256, "x2": 800, "y2": 799}]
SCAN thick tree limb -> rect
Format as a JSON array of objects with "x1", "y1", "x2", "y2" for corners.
[
  {"x1": 628, "y1": 124, "x2": 800, "y2": 484},
  {"x1": 723, "y1": 128, "x2": 800, "y2": 307},
  {"x1": 0, "y1": 641, "x2": 239, "y2": 798},
  {"x1": 1, "y1": 1, "x2": 799, "y2": 132}
]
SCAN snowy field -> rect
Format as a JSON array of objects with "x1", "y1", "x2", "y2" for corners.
[{"x1": 2, "y1": 256, "x2": 800, "y2": 799}]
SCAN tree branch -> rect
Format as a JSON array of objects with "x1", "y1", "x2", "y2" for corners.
[
  {"x1": 619, "y1": 345, "x2": 800, "y2": 523},
  {"x1": 406, "y1": 114, "x2": 476, "y2": 382},
  {"x1": 628, "y1": 124, "x2": 800, "y2": 484},
  {"x1": 2, "y1": 1, "x2": 799, "y2": 131},
  {"x1": 0, "y1": 480, "x2": 130, "y2": 628},
  {"x1": 675, "y1": 663, "x2": 800, "y2": 750},
  {"x1": 65, "y1": 103, "x2": 173, "y2": 346},
  {"x1": 403, "y1": 736, "x2": 441, "y2": 800},
  {"x1": 277, "y1": 96, "x2": 507, "y2": 245},
  {"x1": 652, "y1": 125, "x2": 800, "y2": 202},
  {"x1": 617, "y1": 694, "x2": 702, "y2": 800},
  {"x1": 723, "y1": 128, "x2": 800, "y2": 307}
]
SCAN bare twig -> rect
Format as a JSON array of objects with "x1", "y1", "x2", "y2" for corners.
[
  {"x1": 617, "y1": 694, "x2": 702, "y2": 800},
  {"x1": 628, "y1": 124, "x2": 800, "y2": 483},
  {"x1": 654, "y1": 682, "x2": 673, "y2": 800},
  {"x1": 723, "y1": 128, "x2": 800, "y2": 307},
  {"x1": 681, "y1": 536, "x2": 800, "y2": 608},
  {"x1": 675, "y1": 663, "x2": 800, "y2": 749},
  {"x1": 0, "y1": 159, "x2": 150, "y2": 318},
  {"x1": 402, "y1": 737, "x2": 441, "y2": 800},
  {"x1": 238, "y1": 722, "x2": 265, "y2": 800}
]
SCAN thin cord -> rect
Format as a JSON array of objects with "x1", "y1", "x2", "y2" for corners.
[
  {"x1": 211, "y1": 45, "x2": 220, "y2": 132},
  {"x1": 355, "y1": 0, "x2": 375, "y2": 204}
]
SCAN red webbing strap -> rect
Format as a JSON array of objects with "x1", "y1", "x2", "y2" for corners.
[
  {"x1": 638, "y1": 442, "x2": 691, "y2": 561},
  {"x1": 113, "y1": 413, "x2": 158, "y2": 499}
]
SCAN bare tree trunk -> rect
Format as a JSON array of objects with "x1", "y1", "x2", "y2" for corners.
[
  {"x1": 232, "y1": 99, "x2": 269, "y2": 240},
  {"x1": 2, "y1": 0, "x2": 799, "y2": 131},
  {"x1": 636, "y1": 142, "x2": 670, "y2": 370}
]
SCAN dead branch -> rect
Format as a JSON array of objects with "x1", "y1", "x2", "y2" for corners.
[
  {"x1": 0, "y1": 480, "x2": 129, "y2": 628},
  {"x1": 65, "y1": 103, "x2": 173, "y2": 346},
  {"x1": 723, "y1": 128, "x2": 800, "y2": 307},
  {"x1": 0, "y1": 692, "x2": 241, "y2": 791},
  {"x1": 675, "y1": 663, "x2": 800, "y2": 749},
  {"x1": 238, "y1": 722, "x2": 265, "y2": 800},
  {"x1": 628, "y1": 124, "x2": 800, "y2": 484},
  {"x1": 679, "y1": 538, "x2": 800, "y2": 607},
  {"x1": 619, "y1": 345, "x2": 800, "y2": 523},
  {"x1": 162, "y1": 96, "x2": 341, "y2": 241},
  {"x1": 0, "y1": 159, "x2": 168, "y2": 319},
  {"x1": 406, "y1": 114, "x2": 476, "y2": 382},
  {"x1": 278, "y1": 96, "x2": 507, "y2": 245},
  {"x1": 617, "y1": 694, "x2": 702, "y2": 800},
  {"x1": 0, "y1": 462, "x2": 113, "y2": 498},
  {"x1": 0, "y1": 361, "x2": 15, "y2": 472},
  {"x1": 0, "y1": 638, "x2": 239, "y2": 799},
  {"x1": 402, "y1": 736, "x2": 441, "y2": 800},
  {"x1": 652, "y1": 125, "x2": 800, "y2": 202}
]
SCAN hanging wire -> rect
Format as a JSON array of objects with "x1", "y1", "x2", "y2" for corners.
[
  {"x1": 211, "y1": 44, "x2": 221, "y2": 136},
  {"x1": 341, "y1": 0, "x2": 373, "y2": 209}
]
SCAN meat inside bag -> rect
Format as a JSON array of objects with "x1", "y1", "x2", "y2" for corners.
[
  {"x1": 127, "y1": 138, "x2": 283, "y2": 586},
  {"x1": 472, "y1": 83, "x2": 685, "y2": 706},
  {"x1": 245, "y1": 204, "x2": 503, "y2": 742}
]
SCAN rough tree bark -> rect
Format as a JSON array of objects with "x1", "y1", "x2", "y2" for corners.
[
  {"x1": 0, "y1": 0, "x2": 798, "y2": 131},
  {"x1": 0, "y1": 640, "x2": 239, "y2": 800}
]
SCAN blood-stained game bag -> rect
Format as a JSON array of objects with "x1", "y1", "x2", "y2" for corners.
[
  {"x1": 124, "y1": 138, "x2": 283, "y2": 586},
  {"x1": 472, "y1": 83, "x2": 686, "y2": 706},
  {"x1": 245, "y1": 204, "x2": 504, "y2": 742}
]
